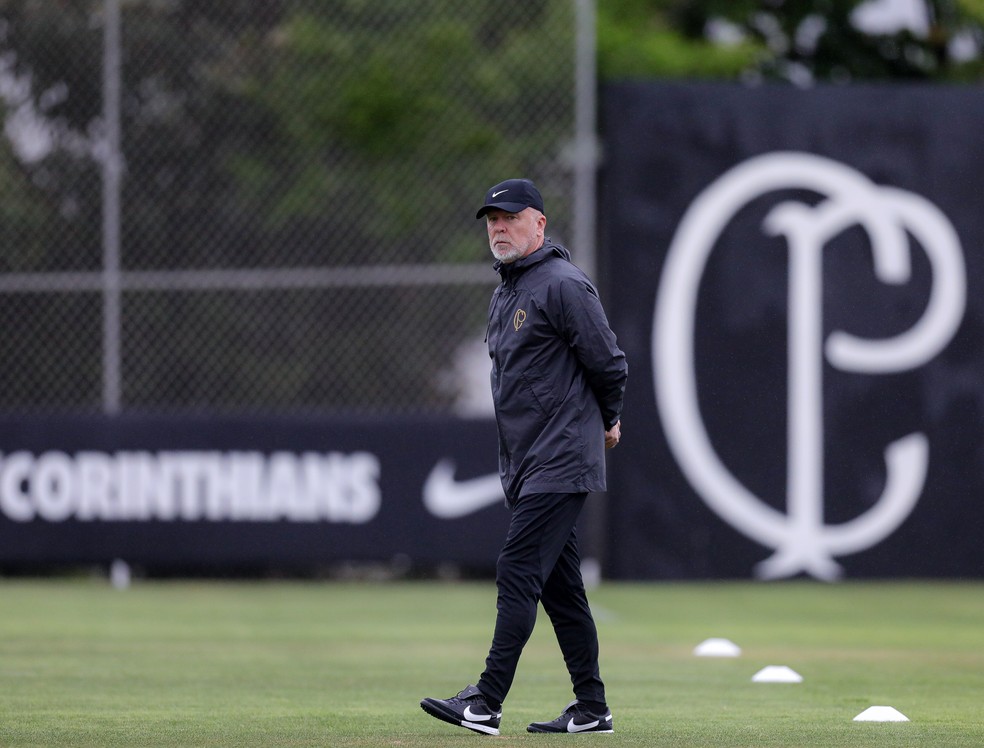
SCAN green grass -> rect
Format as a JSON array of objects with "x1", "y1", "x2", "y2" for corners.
[{"x1": 0, "y1": 579, "x2": 982, "y2": 747}]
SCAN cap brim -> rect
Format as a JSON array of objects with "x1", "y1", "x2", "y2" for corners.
[{"x1": 476, "y1": 202, "x2": 530, "y2": 219}]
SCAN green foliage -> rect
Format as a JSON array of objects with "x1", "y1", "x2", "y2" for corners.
[
  {"x1": 0, "y1": 131, "x2": 50, "y2": 271},
  {"x1": 596, "y1": 0, "x2": 763, "y2": 79},
  {"x1": 596, "y1": 0, "x2": 984, "y2": 82},
  {"x1": 598, "y1": 17, "x2": 762, "y2": 79},
  {"x1": 228, "y1": 1, "x2": 574, "y2": 261},
  {"x1": 959, "y1": 0, "x2": 984, "y2": 20},
  {"x1": 1, "y1": 0, "x2": 982, "y2": 412}
]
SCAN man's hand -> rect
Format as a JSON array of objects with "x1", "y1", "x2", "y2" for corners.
[{"x1": 605, "y1": 420, "x2": 621, "y2": 449}]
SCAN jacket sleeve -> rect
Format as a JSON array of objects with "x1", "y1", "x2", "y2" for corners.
[{"x1": 557, "y1": 275, "x2": 628, "y2": 430}]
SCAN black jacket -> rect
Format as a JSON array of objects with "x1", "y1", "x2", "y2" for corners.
[{"x1": 487, "y1": 240, "x2": 627, "y2": 502}]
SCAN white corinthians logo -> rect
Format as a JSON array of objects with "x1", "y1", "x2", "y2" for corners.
[{"x1": 654, "y1": 152, "x2": 966, "y2": 580}]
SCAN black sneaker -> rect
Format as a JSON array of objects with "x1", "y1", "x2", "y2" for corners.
[
  {"x1": 527, "y1": 700, "x2": 614, "y2": 734},
  {"x1": 420, "y1": 684, "x2": 502, "y2": 736}
]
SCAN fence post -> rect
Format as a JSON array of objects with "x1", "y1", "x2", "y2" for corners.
[
  {"x1": 101, "y1": 0, "x2": 123, "y2": 414},
  {"x1": 573, "y1": 0, "x2": 609, "y2": 577},
  {"x1": 573, "y1": 0, "x2": 598, "y2": 281}
]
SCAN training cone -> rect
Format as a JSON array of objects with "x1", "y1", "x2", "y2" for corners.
[
  {"x1": 693, "y1": 638, "x2": 741, "y2": 657},
  {"x1": 751, "y1": 665, "x2": 803, "y2": 683},
  {"x1": 853, "y1": 706, "x2": 909, "y2": 722}
]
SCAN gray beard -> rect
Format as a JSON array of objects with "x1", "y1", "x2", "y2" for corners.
[{"x1": 491, "y1": 245, "x2": 525, "y2": 263}]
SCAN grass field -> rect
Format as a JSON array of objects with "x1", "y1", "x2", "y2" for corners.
[{"x1": 0, "y1": 578, "x2": 981, "y2": 747}]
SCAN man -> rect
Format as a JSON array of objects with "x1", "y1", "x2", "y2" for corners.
[{"x1": 420, "y1": 178, "x2": 627, "y2": 736}]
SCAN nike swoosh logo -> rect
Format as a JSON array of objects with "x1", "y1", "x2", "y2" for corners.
[
  {"x1": 567, "y1": 718, "x2": 601, "y2": 733},
  {"x1": 423, "y1": 460, "x2": 504, "y2": 518},
  {"x1": 491, "y1": 189, "x2": 508, "y2": 197},
  {"x1": 463, "y1": 706, "x2": 497, "y2": 722}
]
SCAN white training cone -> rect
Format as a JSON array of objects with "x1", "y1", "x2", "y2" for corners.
[
  {"x1": 853, "y1": 706, "x2": 909, "y2": 722},
  {"x1": 751, "y1": 665, "x2": 803, "y2": 683},
  {"x1": 693, "y1": 638, "x2": 741, "y2": 657}
]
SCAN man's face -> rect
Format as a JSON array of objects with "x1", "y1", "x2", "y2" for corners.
[{"x1": 485, "y1": 207, "x2": 546, "y2": 263}]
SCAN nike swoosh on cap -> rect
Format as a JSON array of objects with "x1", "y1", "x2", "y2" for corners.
[
  {"x1": 491, "y1": 189, "x2": 508, "y2": 197},
  {"x1": 423, "y1": 460, "x2": 504, "y2": 518}
]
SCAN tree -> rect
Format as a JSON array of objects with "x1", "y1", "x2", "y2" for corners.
[
  {"x1": 0, "y1": 0, "x2": 574, "y2": 412},
  {"x1": 597, "y1": 0, "x2": 984, "y2": 82},
  {"x1": 1, "y1": 0, "x2": 981, "y2": 413}
]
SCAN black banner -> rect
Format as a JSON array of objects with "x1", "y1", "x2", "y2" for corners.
[
  {"x1": 0, "y1": 415, "x2": 508, "y2": 573},
  {"x1": 6, "y1": 84, "x2": 984, "y2": 580},
  {"x1": 601, "y1": 82, "x2": 984, "y2": 579}
]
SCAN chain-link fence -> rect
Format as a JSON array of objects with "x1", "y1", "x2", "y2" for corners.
[{"x1": 0, "y1": 0, "x2": 587, "y2": 416}]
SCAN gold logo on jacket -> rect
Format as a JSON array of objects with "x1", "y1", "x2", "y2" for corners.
[{"x1": 513, "y1": 308, "x2": 527, "y2": 331}]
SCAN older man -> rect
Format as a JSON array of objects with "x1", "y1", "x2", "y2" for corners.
[{"x1": 420, "y1": 178, "x2": 627, "y2": 736}]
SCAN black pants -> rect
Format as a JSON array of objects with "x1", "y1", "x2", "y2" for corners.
[{"x1": 477, "y1": 492, "x2": 606, "y2": 706}]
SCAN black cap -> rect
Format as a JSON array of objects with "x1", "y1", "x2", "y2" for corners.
[{"x1": 476, "y1": 178, "x2": 545, "y2": 219}]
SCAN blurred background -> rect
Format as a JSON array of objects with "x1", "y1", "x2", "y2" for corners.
[
  {"x1": 5, "y1": 0, "x2": 981, "y2": 418},
  {"x1": 1, "y1": 0, "x2": 982, "y2": 580},
  {"x1": 0, "y1": 0, "x2": 584, "y2": 417}
]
